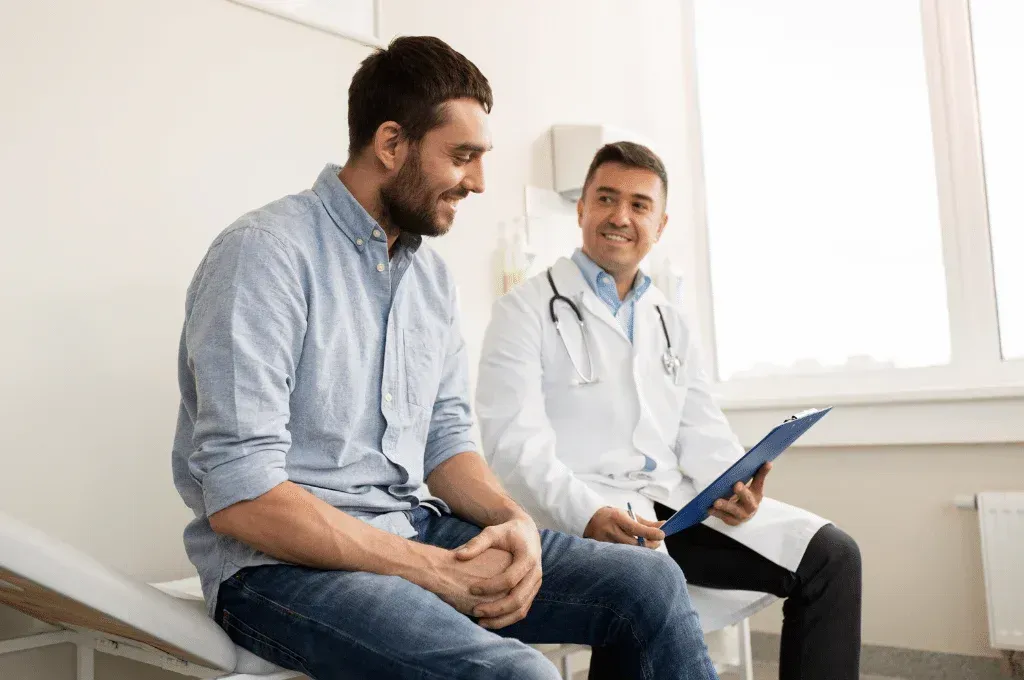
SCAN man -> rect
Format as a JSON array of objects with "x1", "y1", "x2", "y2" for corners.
[
  {"x1": 171, "y1": 38, "x2": 718, "y2": 680},
  {"x1": 475, "y1": 141, "x2": 862, "y2": 680}
]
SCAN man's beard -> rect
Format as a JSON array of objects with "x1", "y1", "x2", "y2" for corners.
[{"x1": 380, "y1": 150, "x2": 465, "y2": 238}]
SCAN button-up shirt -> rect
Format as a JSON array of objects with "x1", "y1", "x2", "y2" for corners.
[
  {"x1": 171, "y1": 164, "x2": 477, "y2": 613},
  {"x1": 570, "y1": 248, "x2": 652, "y2": 343}
]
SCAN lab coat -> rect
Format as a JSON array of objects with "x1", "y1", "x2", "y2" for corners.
[{"x1": 475, "y1": 256, "x2": 830, "y2": 632}]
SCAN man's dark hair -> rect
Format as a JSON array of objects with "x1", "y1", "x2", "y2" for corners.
[
  {"x1": 582, "y1": 141, "x2": 668, "y2": 199},
  {"x1": 347, "y1": 36, "x2": 493, "y2": 154}
]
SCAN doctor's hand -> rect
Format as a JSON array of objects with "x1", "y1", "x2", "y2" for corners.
[
  {"x1": 710, "y1": 462, "x2": 772, "y2": 526},
  {"x1": 583, "y1": 507, "x2": 666, "y2": 550},
  {"x1": 454, "y1": 516, "x2": 543, "y2": 630}
]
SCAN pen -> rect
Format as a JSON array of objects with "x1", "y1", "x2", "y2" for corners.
[{"x1": 626, "y1": 502, "x2": 645, "y2": 547}]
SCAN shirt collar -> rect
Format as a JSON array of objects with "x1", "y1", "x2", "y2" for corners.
[
  {"x1": 312, "y1": 164, "x2": 422, "y2": 253},
  {"x1": 570, "y1": 248, "x2": 651, "y2": 304}
]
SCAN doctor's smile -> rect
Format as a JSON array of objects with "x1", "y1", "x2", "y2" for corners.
[{"x1": 600, "y1": 228, "x2": 633, "y2": 244}]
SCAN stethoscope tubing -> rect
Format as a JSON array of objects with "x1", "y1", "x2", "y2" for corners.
[{"x1": 545, "y1": 268, "x2": 679, "y2": 385}]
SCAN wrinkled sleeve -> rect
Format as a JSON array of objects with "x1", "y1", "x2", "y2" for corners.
[
  {"x1": 185, "y1": 227, "x2": 306, "y2": 516},
  {"x1": 423, "y1": 292, "x2": 479, "y2": 478}
]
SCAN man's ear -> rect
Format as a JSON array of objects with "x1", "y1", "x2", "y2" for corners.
[
  {"x1": 577, "y1": 196, "x2": 584, "y2": 228},
  {"x1": 372, "y1": 121, "x2": 408, "y2": 172},
  {"x1": 656, "y1": 212, "x2": 669, "y2": 241}
]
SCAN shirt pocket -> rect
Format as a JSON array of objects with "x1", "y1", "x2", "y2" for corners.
[{"x1": 403, "y1": 329, "x2": 443, "y2": 410}]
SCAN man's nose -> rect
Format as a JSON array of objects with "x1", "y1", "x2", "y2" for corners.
[
  {"x1": 464, "y1": 160, "x2": 485, "y2": 194},
  {"x1": 609, "y1": 202, "x2": 631, "y2": 227}
]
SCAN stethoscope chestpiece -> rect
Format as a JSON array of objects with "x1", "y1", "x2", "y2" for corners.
[{"x1": 662, "y1": 351, "x2": 681, "y2": 372}]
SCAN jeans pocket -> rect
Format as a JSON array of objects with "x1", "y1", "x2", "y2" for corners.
[{"x1": 221, "y1": 609, "x2": 313, "y2": 677}]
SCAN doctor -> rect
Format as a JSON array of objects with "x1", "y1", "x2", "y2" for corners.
[{"x1": 476, "y1": 142, "x2": 861, "y2": 680}]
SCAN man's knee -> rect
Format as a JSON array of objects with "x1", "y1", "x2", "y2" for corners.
[
  {"x1": 637, "y1": 548, "x2": 688, "y2": 594},
  {"x1": 600, "y1": 545, "x2": 690, "y2": 617},
  {"x1": 811, "y1": 524, "x2": 862, "y2": 583},
  {"x1": 490, "y1": 645, "x2": 562, "y2": 680}
]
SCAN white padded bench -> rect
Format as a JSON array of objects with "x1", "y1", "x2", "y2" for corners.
[{"x1": 0, "y1": 509, "x2": 750, "y2": 679}]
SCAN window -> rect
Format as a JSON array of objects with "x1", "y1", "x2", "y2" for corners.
[
  {"x1": 692, "y1": 0, "x2": 950, "y2": 381},
  {"x1": 682, "y1": 0, "x2": 1024, "y2": 407},
  {"x1": 969, "y1": 0, "x2": 1024, "y2": 361}
]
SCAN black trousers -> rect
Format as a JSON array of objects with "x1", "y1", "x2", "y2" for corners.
[{"x1": 588, "y1": 504, "x2": 862, "y2": 680}]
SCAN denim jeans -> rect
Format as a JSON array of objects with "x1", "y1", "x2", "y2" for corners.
[{"x1": 215, "y1": 508, "x2": 718, "y2": 679}]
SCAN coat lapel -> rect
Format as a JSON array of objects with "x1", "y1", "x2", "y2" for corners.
[{"x1": 550, "y1": 257, "x2": 630, "y2": 343}]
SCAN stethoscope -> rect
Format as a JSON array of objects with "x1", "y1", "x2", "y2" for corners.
[{"x1": 546, "y1": 268, "x2": 683, "y2": 385}]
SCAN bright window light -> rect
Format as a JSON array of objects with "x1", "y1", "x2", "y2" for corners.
[{"x1": 694, "y1": 0, "x2": 951, "y2": 380}]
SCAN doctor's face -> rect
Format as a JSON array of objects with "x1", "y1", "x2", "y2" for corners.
[{"x1": 577, "y1": 162, "x2": 668, "y2": 278}]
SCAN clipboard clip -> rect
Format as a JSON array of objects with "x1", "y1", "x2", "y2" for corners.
[{"x1": 784, "y1": 408, "x2": 819, "y2": 423}]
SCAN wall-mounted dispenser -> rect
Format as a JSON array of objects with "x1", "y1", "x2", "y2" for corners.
[{"x1": 551, "y1": 124, "x2": 654, "y2": 201}]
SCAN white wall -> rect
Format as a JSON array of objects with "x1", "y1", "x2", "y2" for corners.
[{"x1": 744, "y1": 441, "x2": 1024, "y2": 658}]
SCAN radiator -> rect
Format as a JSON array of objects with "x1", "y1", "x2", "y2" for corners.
[{"x1": 976, "y1": 492, "x2": 1024, "y2": 652}]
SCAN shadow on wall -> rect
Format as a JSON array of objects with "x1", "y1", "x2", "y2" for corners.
[{"x1": 530, "y1": 129, "x2": 556, "y2": 189}]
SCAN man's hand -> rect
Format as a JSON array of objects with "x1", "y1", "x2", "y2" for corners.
[
  {"x1": 710, "y1": 462, "x2": 771, "y2": 526},
  {"x1": 453, "y1": 516, "x2": 543, "y2": 629},
  {"x1": 583, "y1": 507, "x2": 665, "y2": 550},
  {"x1": 423, "y1": 546, "x2": 515, "y2": 618}
]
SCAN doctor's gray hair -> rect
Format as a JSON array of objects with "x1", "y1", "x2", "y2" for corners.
[
  {"x1": 581, "y1": 141, "x2": 668, "y2": 200},
  {"x1": 347, "y1": 36, "x2": 493, "y2": 154}
]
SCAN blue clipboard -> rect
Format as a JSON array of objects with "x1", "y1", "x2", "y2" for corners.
[{"x1": 661, "y1": 407, "x2": 833, "y2": 536}]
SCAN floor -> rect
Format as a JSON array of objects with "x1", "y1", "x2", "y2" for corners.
[
  {"x1": 573, "y1": 660, "x2": 905, "y2": 680},
  {"x1": 717, "y1": 660, "x2": 905, "y2": 680}
]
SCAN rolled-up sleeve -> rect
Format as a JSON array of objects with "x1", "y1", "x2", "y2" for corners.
[
  {"x1": 423, "y1": 293, "x2": 479, "y2": 478},
  {"x1": 184, "y1": 226, "x2": 306, "y2": 516}
]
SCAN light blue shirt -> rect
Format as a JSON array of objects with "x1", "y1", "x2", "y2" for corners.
[
  {"x1": 570, "y1": 248, "x2": 652, "y2": 343},
  {"x1": 171, "y1": 164, "x2": 478, "y2": 613}
]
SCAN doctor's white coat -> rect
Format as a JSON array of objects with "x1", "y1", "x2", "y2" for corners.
[{"x1": 475, "y1": 257, "x2": 830, "y2": 632}]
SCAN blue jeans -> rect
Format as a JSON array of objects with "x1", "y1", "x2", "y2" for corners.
[{"x1": 215, "y1": 508, "x2": 718, "y2": 680}]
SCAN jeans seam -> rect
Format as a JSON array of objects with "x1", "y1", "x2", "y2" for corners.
[
  {"x1": 221, "y1": 610, "x2": 314, "y2": 677},
  {"x1": 532, "y1": 593, "x2": 653, "y2": 680},
  {"x1": 231, "y1": 578, "x2": 492, "y2": 680}
]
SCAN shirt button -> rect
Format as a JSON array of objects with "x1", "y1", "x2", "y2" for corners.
[
  {"x1": 384, "y1": 392, "x2": 392, "y2": 403},
  {"x1": 372, "y1": 229, "x2": 382, "y2": 238},
  {"x1": 356, "y1": 238, "x2": 364, "y2": 246},
  {"x1": 376, "y1": 263, "x2": 386, "y2": 272}
]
